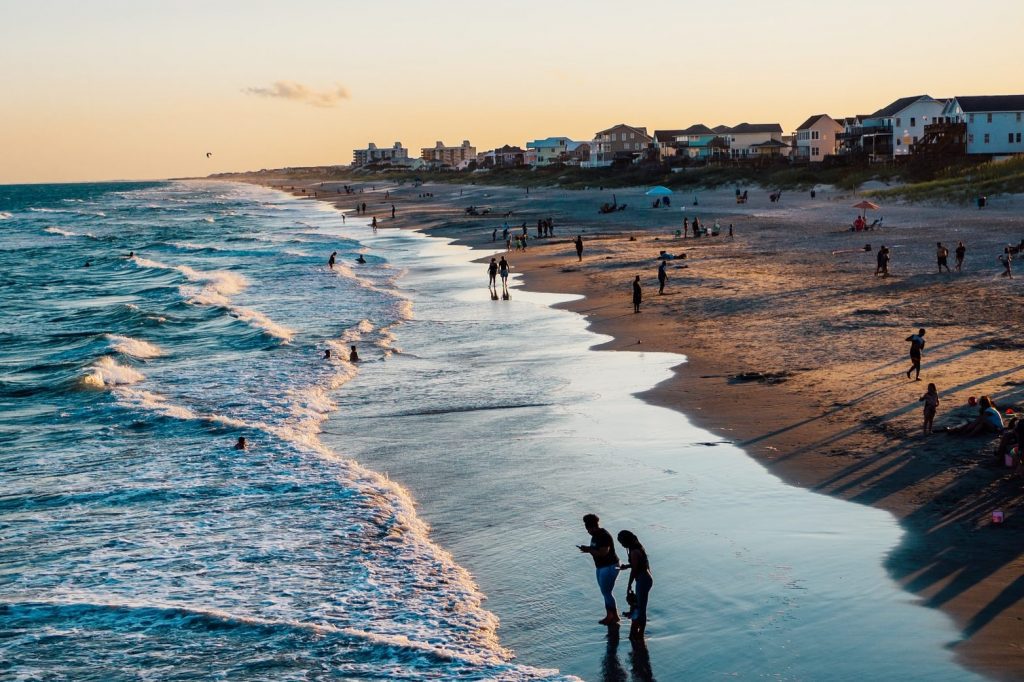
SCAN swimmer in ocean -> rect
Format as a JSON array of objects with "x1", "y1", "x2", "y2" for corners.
[
  {"x1": 324, "y1": 348, "x2": 331, "y2": 360},
  {"x1": 328, "y1": 251, "x2": 337, "y2": 269},
  {"x1": 356, "y1": 254, "x2": 367, "y2": 264},
  {"x1": 234, "y1": 436, "x2": 247, "y2": 450},
  {"x1": 349, "y1": 345, "x2": 359, "y2": 362}
]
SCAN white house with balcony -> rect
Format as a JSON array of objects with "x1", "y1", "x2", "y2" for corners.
[
  {"x1": 860, "y1": 95, "x2": 946, "y2": 158},
  {"x1": 942, "y1": 95, "x2": 1024, "y2": 155},
  {"x1": 794, "y1": 114, "x2": 843, "y2": 163}
]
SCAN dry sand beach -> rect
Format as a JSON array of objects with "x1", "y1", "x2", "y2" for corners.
[{"x1": 255, "y1": 175, "x2": 1024, "y2": 679}]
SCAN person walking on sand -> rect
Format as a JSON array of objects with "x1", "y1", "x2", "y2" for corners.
[
  {"x1": 906, "y1": 328, "x2": 926, "y2": 381},
  {"x1": 682, "y1": 217, "x2": 689, "y2": 238},
  {"x1": 920, "y1": 383, "x2": 940, "y2": 435},
  {"x1": 391, "y1": 204, "x2": 395, "y2": 219},
  {"x1": 999, "y1": 247, "x2": 1013, "y2": 278},
  {"x1": 371, "y1": 216, "x2": 378, "y2": 232},
  {"x1": 875, "y1": 245, "x2": 890, "y2": 277},
  {"x1": 657, "y1": 261, "x2": 667, "y2": 295},
  {"x1": 577, "y1": 514, "x2": 620, "y2": 626},
  {"x1": 575, "y1": 235, "x2": 584, "y2": 262},
  {"x1": 632, "y1": 275, "x2": 642, "y2": 313},
  {"x1": 617, "y1": 530, "x2": 653, "y2": 640},
  {"x1": 955, "y1": 240, "x2": 966, "y2": 271},
  {"x1": 936, "y1": 242, "x2": 951, "y2": 273},
  {"x1": 328, "y1": 251, "x2": 337, "y2": 270}
]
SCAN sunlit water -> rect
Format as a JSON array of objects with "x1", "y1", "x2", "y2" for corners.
[{"x1": 0, "y1": 181, "x2": 980, "y2": 681}]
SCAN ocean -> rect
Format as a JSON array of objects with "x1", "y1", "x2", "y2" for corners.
[{"x1": 0, "y1": 181, "x2": 981, "y2": 681}]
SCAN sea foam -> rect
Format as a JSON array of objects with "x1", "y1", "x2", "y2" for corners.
[{"x1": 81, "y1": 357, "x2": 145, "y2": 388}]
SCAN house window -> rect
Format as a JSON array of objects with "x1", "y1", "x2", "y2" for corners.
[
  {"x1": 987, "y1": 113, "x2": 993, "y2": 123},
  {"x1": 913, "y1": 136, "x2": 918, "y2": 143},
  {"x1": 630, "y1": 133, "x2": 635, "y2": 140},
  {"x1": 896, "y1": 117, "x2": 901, "y2": 127},
  {"x1": 910, "y1": 117, "x2": 916, "y2": 127},
  {"x1": 969, "y1": 134, "x2": 974, "y2": 143},
  {"x1": 811, "y1": 147, "x2": 819, "y2": 156},
  {"x1": 896, "y1": 139, "x2": 902, "y2": 146},
  {"x1": 1011, "y1": 133, "x2": 1015, "y2": 144},
  {"x1": 811, "y1": 130, "x2": 820, "y2": 140},
  {"x1": 1018, "y1": 113, "x2": 1022, "y2": 122},
  {"x1": 969, "y1": 114, "x2": 975, "y2": 123},
  {"x1": 1017, "y1": 133, "x2": 1022, "y2": 143},
  {"x1": 984, "y1": 133, "x2": 990, "y2": 144}
]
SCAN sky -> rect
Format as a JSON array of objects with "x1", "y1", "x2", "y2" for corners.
[{"x1": 1, "y1": 0, "x2": 1023, "y2": 184}]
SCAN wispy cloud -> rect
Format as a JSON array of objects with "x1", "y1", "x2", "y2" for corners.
[{"x1": 243, "y1": 81, "x2": 350, "y2": 108}]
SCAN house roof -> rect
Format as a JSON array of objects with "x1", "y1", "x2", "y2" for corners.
[
  {"x1": 953, "y1": 95, "x2": 1024, "y2": 112},
  {"x1": 712, "y1": 124, "x2": 731, "y2": 134},
  {"x1": 595, "y1": 123, "x2": 650, "y2": 138},
  {"x1": 795, "y1": 114, "x2": 839, "y2": 131},
  {"x1": 868, "y1": 95, "x2": 937, "y2": 118},
  {"x1": 653, "y1": 129, "x2": 688, "y2": 143},
  {"x1": 679, "y1": 124, "x2": 715, "y2": 135},
  {"x1": 751, "y1": 139, "x2": 789, "y2": 148},
  {"x1": 729, "y1": 122, "x2": 784, "y2": 134},
  {"x1": 527, "y1": 136, "x2": 572, "y2": 148}
]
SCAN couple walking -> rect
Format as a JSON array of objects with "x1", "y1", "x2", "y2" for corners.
[
  {"x1": 488, "y1": 256, "x2": 510, "y2": 299},
  {"x1": 577, "y1": 513, "x2": 653, "y2": 640}
]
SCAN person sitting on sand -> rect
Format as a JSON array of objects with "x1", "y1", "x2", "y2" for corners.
[
  {"x1": 920, "y1": 383, "x2": 939, "y2": 435},
  {"x1": 577, "y1": 514, "x2": 620, "y2": 626},
  {"x1": 947, "y1": 396, "x2": 1004, "y2": 436},
  {"x1": 234, "y1": 436, "x2": 247, "y2": 450},
  {"x1": 632, "y1": 275, "x2": 642, "y2": 313},
  {"x1": 994, "y1": 414, "x2": 1024, "y2": 472},
  {"x1": 349, "y1": 345, "x2": 360, "y2": 362},
  {"x1": 906, "y1": 328, "x2": 926, "y2": 381},
  {"x1": 617, "y1": 530, "x2": 653, "y2": 641}
]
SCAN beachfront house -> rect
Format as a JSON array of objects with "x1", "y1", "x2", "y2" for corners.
[
  {"x1": 942, "y1": 95, "x2": 1024, "y2": 156},
  {"x1": 567, "y1": 141, "x2": 590, "y2": 165},
  {"x1": 352, "y1": 142, "x2": 410, "y2": 167},
  {"x1": 794, "y1": 114, "x2": 843, "y2": 163},
  {"x1": 589, "y1": 124, "x2": 652, "y2": 166},
  {"x1": 653, "y1": 130, "x2": 687, "y2": 159},
  {"x1": 477, "y1": 145, "x2": 528, "y2": 168},
  {"x1": 725, "y1": 123, "x2": 785, "y2": 159},
  {"x1": 858, "y1": 95, "x2": 947, "y2": 159},
  {"x1": 420, "y1": 140, "x2": 476, "y2": 168},
  {"x1": 526, "y1": 137, "x2": 586, "y2": 166}
]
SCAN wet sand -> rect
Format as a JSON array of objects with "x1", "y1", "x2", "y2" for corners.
[{"x1": 254, "y1": 176, "x2": 1024, "y2": 680}]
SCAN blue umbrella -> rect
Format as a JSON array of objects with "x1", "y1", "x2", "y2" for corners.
[{"x1": 645, "y1": 186, "x2": 673, "y2": 196}]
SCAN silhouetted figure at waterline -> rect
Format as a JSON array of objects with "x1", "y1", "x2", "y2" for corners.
[
  {"x1": 632, "y1": 276, "x2": 642, "y2": 313},
  {"x1": 578, "y1": 513, "x2": 620, "y2": 626}
]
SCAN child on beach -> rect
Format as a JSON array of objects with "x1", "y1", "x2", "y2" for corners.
[{"x1": 920, "y1": 383, "x2": 939, "y2": 435}]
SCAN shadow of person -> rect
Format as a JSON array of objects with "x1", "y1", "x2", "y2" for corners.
[
  {"x1": 601, "y1": 625, "x2": 628, "y2": 682},
  {"x1": 629, "y1": 638, "x2": 655, "y2": 682}
]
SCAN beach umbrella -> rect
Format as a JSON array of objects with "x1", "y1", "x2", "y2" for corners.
[
  {"x1": 645, "y1": 186, "x2": 673, "y2": 196},
  {"x1": 853, "y1": 200, "x2": 880, "y2": 218}
]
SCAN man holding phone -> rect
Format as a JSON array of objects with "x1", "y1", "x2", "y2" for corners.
[{"x1": 578, "y1": 513, "x2": 620, "y2": 625}]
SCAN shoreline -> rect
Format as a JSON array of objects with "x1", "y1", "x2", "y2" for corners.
[{"x1": 249, "y1": 176, "x2": 1023, "y2": 680}]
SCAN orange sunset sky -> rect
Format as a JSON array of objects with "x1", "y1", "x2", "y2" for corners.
[{"x1": 2, "y1": 0, "x2": 1023, "y2": 184}]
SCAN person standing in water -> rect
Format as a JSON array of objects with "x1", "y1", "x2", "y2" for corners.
[
  {"x1": 906, "y1": 328, "x2": 926, "y2": 381},
  {"x1": 999, "y1": 246, "x2": 1013, "y2": 278},
  {"x1": 498, "y1": 256, "x2": 510, "y2": 296},
  {"x1": 328, "y1": 251, "x2": 337, "y2": 269},
  {"x1": 617, "y1": 530, "x2": 653, "y2": 640},
  {"x1": 577, "y1": 514, "x2": 620, "y2": 625},
  {"x1": 234, "y1": 436, "x2": 247, "y2": 450},
  {"x1": 487, "y1": 257, "x2": 498, "y2": 291},
  {"x1": 657, "y1": 261, "x2": 667, "y2": 295},
  {"x1": 349, "y1": 346, "x2": 359, "y2": 362},
  {"x1": 632, "y1": 275, "x2": 642, "y2": 313},
  {"x1": 955, "y1": 241, "x2": 966, "y2": 271},
  {"x1": 574, "y1": 235, "x2": 584, "y2": 262}
]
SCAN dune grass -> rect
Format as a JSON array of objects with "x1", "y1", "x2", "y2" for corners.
[{"x1": 867, "y1": 157, "x2": 1024, "y2": 204}]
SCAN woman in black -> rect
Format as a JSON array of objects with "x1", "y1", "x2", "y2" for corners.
[
  {"x1": 617, "y1": 530, "x2": 653, "y2": 640},
  {"x1": 632, "y1": 276, "x2": 642, "y2": 313}
]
